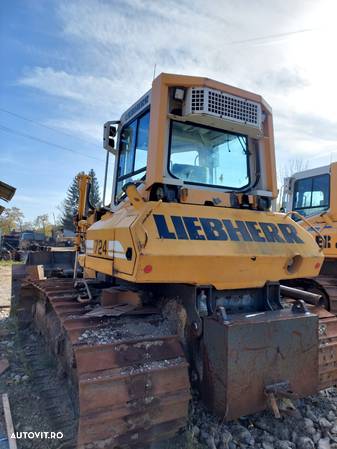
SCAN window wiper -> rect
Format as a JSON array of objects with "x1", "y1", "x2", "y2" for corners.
[{"x1": 238, "y1": 136, "x2": 250, "y2": 155}]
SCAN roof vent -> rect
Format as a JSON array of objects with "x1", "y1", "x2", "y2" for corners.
[{"x1": 183, "y1": 87, "x2": 262, "y2": 130}]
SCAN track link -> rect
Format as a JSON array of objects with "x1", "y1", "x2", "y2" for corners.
[
  {"x1": 310, "y1": 276, "x2": 337, "y2": 390},
  {"x1": 315, "y1": 275, "x2": 337, "y2": 314},
  {"x1": 282, "y1": 276, "x2": 337, "y2": 390},
  {"x1": 20, "y1": 279, "x2": 191, "y2": 449}
]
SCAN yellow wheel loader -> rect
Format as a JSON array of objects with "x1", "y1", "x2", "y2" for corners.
[{"x1": 16, "y1": 74, "x2": 337, "y2": 449}]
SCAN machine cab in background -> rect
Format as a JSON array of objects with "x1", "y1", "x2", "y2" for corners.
[
  {"x1": 281, "y1": 162, "x2": 337, "y2": 256},
  {"x1": 282, "y1": 162, "x2": 337, "y2": 221}
]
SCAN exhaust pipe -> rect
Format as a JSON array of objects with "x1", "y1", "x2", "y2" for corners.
[{"x1": 280, "y1": 285, "x2": 324, "y2": 307}]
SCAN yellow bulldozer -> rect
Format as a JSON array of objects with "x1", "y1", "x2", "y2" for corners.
[
  {"x1": 16, "y1": 74, "x2": 337, "y2": 449},
  {"x1": 282, "y1": 162, "x2": 337, "y2": 310}
]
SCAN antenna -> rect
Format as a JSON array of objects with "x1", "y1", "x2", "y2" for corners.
[{"x1": 153, "y1": 63, "x2": 157, "y2": 81}]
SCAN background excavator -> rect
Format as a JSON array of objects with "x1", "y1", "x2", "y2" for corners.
[
  {"x1": 16, "y1": 74, "x2": 337, "y2": 449},
  {"x1": 282, "y1": 162, "x2": 337, "y2": 311}
]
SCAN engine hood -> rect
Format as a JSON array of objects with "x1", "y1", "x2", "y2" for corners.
[{"x1": 83, "y1": 201, "x2": 323, "y2": 290}]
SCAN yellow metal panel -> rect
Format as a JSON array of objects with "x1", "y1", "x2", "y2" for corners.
[
  {"x1": 104, "y1": 201, "x2": 322, "y2": 290},
  {"x1": 134, "y1": 254, "x2": 320, "y2": 290},
  {"x1": 82, "y1": 198, "x2": 323, "y2": 289},
  {"x1": 85, "y1": 256, "x2": 113, "y2": 276},
  {"x1": 178, "y1": 189, "x2": 232, "y2": 207},
  {"x1": 85, "y1": 207, "x2": 137, "y2": 275}
]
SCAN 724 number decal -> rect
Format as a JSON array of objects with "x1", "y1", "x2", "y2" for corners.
[{"x1": 94, "y1": 239, "x2": 107, "y2": 255}]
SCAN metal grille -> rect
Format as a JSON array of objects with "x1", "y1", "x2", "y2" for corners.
[
  {"x1": 186, "y1": 87, "x2": 262, "y2": 129},
  {"x1": 191, "y1": 89, "x2": 205, "y2": 112}
]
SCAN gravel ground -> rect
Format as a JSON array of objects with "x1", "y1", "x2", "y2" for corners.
[
  {"x1": 182, "y1": 390, "x2": 337, "y2": 449},
  {"x1": 78, "y1": 317, "x2": 172, "y2": 344}
]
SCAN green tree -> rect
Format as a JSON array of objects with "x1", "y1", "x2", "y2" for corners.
[
  {"x1": 61, "y1": 170, "x2": 101, "y2": 231},
  {"x1": 88, "y1": 169, "x2": 101, "y2": 208},
  {"x1": 0, "y1": 207, "x2": 24, "y2": 234},
  {"x1": 61, "y1": 172, "x2": 83, "y2": 231}
]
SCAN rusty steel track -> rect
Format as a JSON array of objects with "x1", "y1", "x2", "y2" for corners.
[
  {"x1": 314, "y1": 275, "x2": 337, "y2": 314},
  {"x1": 300, "y1": 275, "x2": 337, "y2": 389},
  {"x1": 317, "y1": 306, "x2": 337, "y2": 389},
  {"x1": 282, "y1": 275, "x2": 337, "y2": 390},
  {"x1": 20, "y1": 279, "x2": 191, "y2": 449},
  {"x1": 310, "y1": 275, "x2": 337, "y2": 390}
]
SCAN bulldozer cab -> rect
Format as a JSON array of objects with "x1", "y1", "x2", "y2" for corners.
[
  {"x1": 282, "y1": 162, "x2": 337, "y2": 221},
  {"x1": 281, "y1": 162, "x2": 337, "y2": 255},
  {"x1": 103, "y1": 73, "x2": 277, "y2": 210}
]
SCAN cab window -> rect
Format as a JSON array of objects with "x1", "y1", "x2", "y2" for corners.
[
  {"x1": 116, "y1": 111, "x2": 150, "y2": 201},
  {"x1": 168, "y1": 121, "x2": 250, "y2": 189},
  {"x1": 293, "y1": 174, "x2": 330, "y2": 218}
]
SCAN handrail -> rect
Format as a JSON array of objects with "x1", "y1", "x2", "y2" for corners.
[{"x1": 283, "y1": 210, "x2": 324, "y2": 251}]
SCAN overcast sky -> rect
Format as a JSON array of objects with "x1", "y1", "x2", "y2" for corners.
[{"x1": 1, "y1": 0, "x2": 337, "y2": 221}]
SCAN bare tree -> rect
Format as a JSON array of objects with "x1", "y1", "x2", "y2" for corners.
[
  {"x1": 276, "y1": 158, "x2": 309, "y2": 211},
  {"x1": 278, "y1": 158, "x2": 309, "y2": 185},
  {"x1": 34, "y1": 214, "x2": 50, "y2": 236}
]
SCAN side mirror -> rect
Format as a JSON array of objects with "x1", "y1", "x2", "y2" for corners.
[{"x1": 103, "y1": 121, "x2": 120, "y2": 153}]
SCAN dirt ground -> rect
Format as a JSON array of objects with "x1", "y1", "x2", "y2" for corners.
[
  {"x1": 0, "y1": 264, "x2": 72, "y2": 449},
  {"x1": 0, "y1": 266, "x2": 11, "y2": 307}
]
